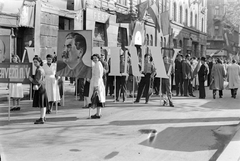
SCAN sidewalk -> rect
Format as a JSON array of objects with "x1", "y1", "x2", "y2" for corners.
[{"x1": 0, "y1": 84, "x2": 240, "y2": 161}]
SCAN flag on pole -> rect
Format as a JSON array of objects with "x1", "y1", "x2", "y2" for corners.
[
  {"x1": 147, "y1": 3, "x2": 160, "y2": 32},
  {"x1": 136, "y1": 0, "x2": 149, "y2": 21},
  {"x1": 160, "y1": 11, "x2": 169, "y2": 36}
]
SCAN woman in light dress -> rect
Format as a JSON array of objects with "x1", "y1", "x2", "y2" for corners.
[
  {"x1": 42, "y1": 54, "x2": 60, "y2": 114},
  {"x1": 88, "y1": 54, "x2": 105, "y2": 119},
  {"x1": 10, "y1": 55, "x2": 23, "y2": 111}
]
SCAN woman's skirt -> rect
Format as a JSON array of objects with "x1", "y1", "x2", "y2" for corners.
[{"x1": 33, "y1": 85, "x2": 49, "y2": 108}]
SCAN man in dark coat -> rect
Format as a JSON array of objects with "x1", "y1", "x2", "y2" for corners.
[
  {"x1": 198, "y1": 57, "x2": 208, "y2": 99},
  {"x1": 182, "y1": 54, "x2": 194, "y2": 96},
  {"x1": 174, "y1": 54, "x2": 183, "y2": 96}
]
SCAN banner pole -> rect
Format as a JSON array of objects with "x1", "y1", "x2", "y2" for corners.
[
  {"x1": 63, "y1": 77, "x2": 65, "y2": 106},
  {"x1": 159, "y1": 78, "x2": 162, "y2": 105},
  {"x1": 8, "y1": 88, "x2": 11, "y2": 121},
  {"x1": 114, "y1": 76, "x2": 116, "y2": 103},
  {"x1": 76, "y1": 78, "x2": 78, "y2": 100},
  {"x1": 132, "y1": 76, "x2": 134, "y2": 103},
  {"x1": 55, "y1": 79, "x2": 58, "y2": 114},
  {"x1": 30, "y1": 84, "x2": 32, "y2": 100}
]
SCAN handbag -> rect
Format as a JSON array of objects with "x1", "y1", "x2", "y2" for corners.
[{"x1": 33, "y1": 85, "x2": 41, "y2": 90}]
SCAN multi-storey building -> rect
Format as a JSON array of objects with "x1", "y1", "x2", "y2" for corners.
[
  {"x1": 206, "y1": 0, "x2": 239, "y2": 58},
  {"x1": 168, "y1": 0, "x2": 208, "y2": 57}
]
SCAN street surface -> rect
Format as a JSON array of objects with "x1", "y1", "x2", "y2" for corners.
[{"x1": 0, "y1": 82, "x2": 240, "y2": 161}]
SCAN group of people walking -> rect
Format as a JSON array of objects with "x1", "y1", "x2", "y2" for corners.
[{"x1": 9, "y1": 50, "x2": 240, "y2": 124}]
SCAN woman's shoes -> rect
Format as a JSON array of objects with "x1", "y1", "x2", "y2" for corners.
[
  {"x1": 91, "y1": 114, "x2": 101, "y2": 119},
  {"x1": 34, "y1": 118, "x2": 44, "y2": 124},
  {"x1": 10, "y1": 107, "x2": 21, "y2": 111},
  {"x1": 46, "y1": 109, "x2": 52, "y2": 114}
]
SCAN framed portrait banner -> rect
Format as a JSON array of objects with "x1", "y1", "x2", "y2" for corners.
[
  {"x1": 56, "y1": 30, "x2": 92, "y2": 78},
  {"x1": 0, "y1": 35, "x2": 11, "y2": 63}
]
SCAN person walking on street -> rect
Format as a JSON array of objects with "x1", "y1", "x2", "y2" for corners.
[
  {"x1": 162, "y1": 56, "x2": 174, "y2": 107},
  {"x1": 174, "y1": 53, "x2": 183, "y2": 96},
  {"x1": 227, "y1": 59, "x2": 240, "y2": 99},
  {"x1": 43, "y1": 54, "x2": 60, "y2": 114},
  {"x1": 198, "y1": 57, "x2": 208, "y2": 99},
  {"x1": 29, "y1": 56, "x2": 49, "y2": 124},
  {"x1": 10, "y1": 55, "x2": 23, "y2": 111},
  {"x1": 210, "y1": 58, "x2": 226, "y2": 99},
  {"x1": 182, "y1": 54, "x2": 195, "y2": 97},
  {"x1": 88, "y1": 54, "x2": 105, "y2": 119},
  {"x1": 134, "y1": 53, "x2": 156, "y2": 104}
]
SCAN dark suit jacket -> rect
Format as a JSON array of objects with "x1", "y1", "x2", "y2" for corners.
[
  {"x1": 198, "y1": 64, "x2": 208, "y2": 82},
  {"x1": 182, "y1": 60, "x2": 192, "y2": 79}
]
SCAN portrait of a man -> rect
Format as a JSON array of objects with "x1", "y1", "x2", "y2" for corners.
[
  {"x1": 0, "y1": 39, "x2": 6, "y2": 63},
  {"x1": 0, "y1": 36, "x2": 10, "y2": 63},
  {"x1": 56, "y1": 31, "x2": 92, "y2": 78}
]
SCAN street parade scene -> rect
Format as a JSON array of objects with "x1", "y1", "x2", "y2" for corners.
[{"x1": 1, "y1": 0, "x2": 240, "y2": 160}]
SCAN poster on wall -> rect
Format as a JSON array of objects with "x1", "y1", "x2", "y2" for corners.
[
  {"x1": 56, "y1": 30, "x2": 92, "y2": 78},
  {"x1": 0, "y1": 35, "x2": 10, "y2": 63}
]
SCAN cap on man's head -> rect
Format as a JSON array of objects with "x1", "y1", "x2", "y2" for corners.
[
  {"x1": 185, "y1": 54, "x2": 191, "y2": 58},
  {"x1": 201, "y1": 57, "x2": 206, "y2": 62}
]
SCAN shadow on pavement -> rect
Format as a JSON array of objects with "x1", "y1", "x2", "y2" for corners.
[{"x1": 139, "y1": 125, "x2": 236, "y2": 160}]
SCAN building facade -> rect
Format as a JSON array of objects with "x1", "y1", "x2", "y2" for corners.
[
  {"x1": 206, "y1": 0, "x2": 239, "y2": 58},
  {"x1": 168, "y1": 0, "x2": 208, "y2": 58}
]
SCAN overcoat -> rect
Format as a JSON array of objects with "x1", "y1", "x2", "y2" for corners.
[
  {"x1": 227, "y1": 63, "x2": 240, "y2": 89},
  {"x1": 211, "y1": 63, "x2": 226, "y2": 90}
]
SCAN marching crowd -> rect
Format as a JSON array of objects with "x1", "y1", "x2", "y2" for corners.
[{"x1": 8, "y1": 50, "x2": 240, "y2": 124}]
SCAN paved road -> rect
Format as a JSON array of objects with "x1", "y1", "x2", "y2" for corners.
[{"x1": 0, "y1": 84, "x2": 240, "y2": 161}]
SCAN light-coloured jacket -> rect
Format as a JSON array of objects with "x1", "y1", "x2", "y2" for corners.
[{"x1": 227, "y1": 63, "x2": 240, "y2": 89}]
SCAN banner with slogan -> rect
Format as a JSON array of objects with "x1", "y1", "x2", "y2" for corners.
[{"x1": 0, "y1": 63, "x2": 32, "y2": 84}]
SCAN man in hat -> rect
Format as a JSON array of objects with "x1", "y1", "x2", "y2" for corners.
[{"x1": 198, "y1": 57, "x2": 209, "y2": 99}]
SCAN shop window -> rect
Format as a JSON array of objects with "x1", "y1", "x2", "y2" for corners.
[
  {"x1": 59, "y1": 16, "x2": 74, "y2": 30},
  {"x1": 117, "y1": 27, "x2": 128, "y2": 49},
  {"x1": 94, "y1": 22, "x2": 106, "y2": 47}
]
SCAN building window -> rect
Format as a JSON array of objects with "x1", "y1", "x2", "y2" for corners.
[
  {"x1": 180, "y1": 5, "x2": 183, "y2": 23},
  {"x1": 161, "y1": 37, "x2": 163, "y2": 47},
  {"x1": 150, "y1": 35, "x2": 153, "y2": 46},
  {"x1": 164, "y1": 37, "x2": 166, "y2": 47},
  {"x1": 185, "y1": 9, "x2": 188, "y2": 26},
  {"x1": 190, "y1": 12, "x2": 193, "y2": 26},
  {"x1": 179, "y1": 40, "x2": 182, "y2": 48},
  {"x1": 117, "y1": 0, "x2": 127, "y2": 6},
  {"x1": 59, "y1": 16, "x2": 74, "y2": 30},
  {"x1": 146, "y1": 34, "x2": 149, "y2": 46},
  {"x1": 173, "y1": 2, "x2": 177, "y2": 21},
  {"x1": 195, "y1": 14, "x2": 197, "y2": 28},
  {"x1": 117, "y1": 27, "x2": 128, "y2": 49},
  {"x1": 94, "y1": 22, "x2": 106, "y2": 47},
  {"x1": 173, "y1": 39, "x2": 177, "y2": 48}
]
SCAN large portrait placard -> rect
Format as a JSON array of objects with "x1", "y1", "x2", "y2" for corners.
[
  {"x1": 0, "y1": 35, "x2": 10, "y2": 63},
  {"x1": 56, "y1": 30, "x2": 92, "y2": 78}
]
